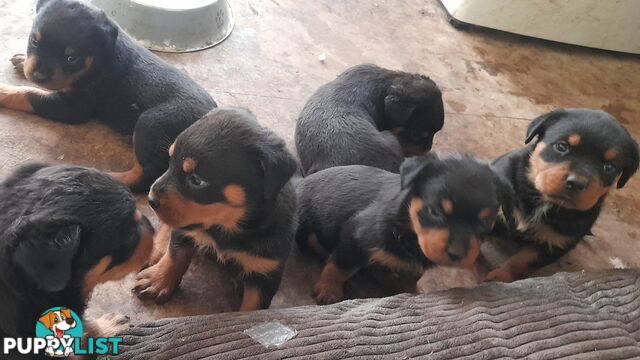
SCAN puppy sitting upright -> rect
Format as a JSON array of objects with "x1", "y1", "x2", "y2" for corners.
[
  {"x1": 296, "y1": 154, "x2": 514, "y2": 304},
  {"x1": 295, "y1": 64, "x2": 444, "y2": 175},
  {"x1": 134, "y1": 108, "x2": 297, "y2": 311},
  {"x1": 0, "y1": 163, "x2": 153, "y2": 339},
  {"x1": 0, "y1": 0, "x2": 216, "y2": 191},
  {"x1": 488, "y1": 108, "x2": 639, "y2": 282}
]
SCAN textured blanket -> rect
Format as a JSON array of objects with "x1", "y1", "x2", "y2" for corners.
[{"x1": 104, "y1": 269, "x2": 640, "y2": 359}]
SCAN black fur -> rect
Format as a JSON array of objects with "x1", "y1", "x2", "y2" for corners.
[
  {"x1": 295, "y1": 64, "x2": 444, "y2": 175},
  {"x1": 136, "y1": 108, "x2": 297, "y2": 310},
  {"x1": 0, "y1": 163, "x2": 152, "y2": 339},
  {"x1": 6, "y1": 0, "x2": 216, "y2": 191},
  {"x1": 491, "y1": 108, "x2": 639, "y2": 280},
  {"x1": 296, "y1": 154, "x2": 514, "y2": 304}
]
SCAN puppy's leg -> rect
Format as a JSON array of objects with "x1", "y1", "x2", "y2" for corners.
[
  {"x1": 0, "y1": 85, "x2": 93, "y2": 122},
  {"x1": 485, "y1": 246, "x2": 540, "y2": 282},
  {"x1": 313, "y1": 240, "x2": 368, "y2": 305},
  {"x1": 240, "y1": 273, "x2": 283, "y2": 311},
  {"x1": 10, "y1": 54, "x2": 26, "y2": 75},
  {"x1": 133, "y1": 231, "x2": 194, "y2": 303}
]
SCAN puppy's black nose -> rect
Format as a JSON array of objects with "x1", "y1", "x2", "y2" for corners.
[
  {"x1": 148, "y1": 197, "x2": 159, "y2": 210},
  {"x1": 31, "y1": 71, "x2": 48, "y2": 83},
  {"x1": 565, "y1": 175, "x2": 588, "y2": 192},
  {"x1": 446, "y1": 243, "x2": 466, "y2": 262},
  {"x1": 66, "y1": 318, "x2": 75, "y2": 326}
]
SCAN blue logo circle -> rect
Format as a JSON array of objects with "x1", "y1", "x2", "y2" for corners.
[{"x1": 35, "y1": 307, "x2": 83, "y2": 339}]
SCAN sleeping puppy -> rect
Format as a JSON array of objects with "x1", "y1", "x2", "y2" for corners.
[
  {"x1": 488, "y1": 108, "x2": 639, "y2": 282},
  {"x1": 0, "y1": 163, "x2": 153, "y2": 340},
  {"x1": 295, "y1": 64, "x2": 444, "y2": 175},
  {"x1": 134, "y1": 108, "x2": 297, "y2": 311},
  {"x1": 1, "y1": 0, "x2": 216, "y2": 192},
  {"x1": 296, "y1": 154, "x2": 514, "y2": 304}
]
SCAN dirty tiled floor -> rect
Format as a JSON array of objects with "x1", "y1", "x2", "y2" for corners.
[{"x1": 0, "y1": 0, "x2": 638, "y2": 323}]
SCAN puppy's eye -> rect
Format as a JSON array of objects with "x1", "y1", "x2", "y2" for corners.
[
  {"x1": 603, "y1": 161, "x2": 616, "y2": 173},
  {"x1": 30, "y1": 36, "x2": 39, "y2": 48},
  {"x1": 479, "y1": 217, "x2": 494, "y2": 231},
  {"x1": 554, "y1": 141, "x2": 569, "y2": 154},
  {"x1": 186, "y1": 174, "x2": 206, "y2": 187},
  {"x1": 66, "y1": 56, "x2": 78, "y2": 64}
]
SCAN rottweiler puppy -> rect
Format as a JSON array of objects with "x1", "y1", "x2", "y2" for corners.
[
  {"x1": 488, "y1": 108, "x2": 639, "y2": 282},
  {"x1": 0, "y1": 163, "x2": 153, "y2": 341},
  {"x1": 0, "y1": 0, "x2": 216, "y2": 192},
  {"x1": 295, "y1": 64, "x2": 444, "y2": 175},
  {"x1": 133, "y1": 108, "x2": 297, "y2": 311},
  {"x1": 296, "y1": 154, "x2": 514, "y2": 304}
]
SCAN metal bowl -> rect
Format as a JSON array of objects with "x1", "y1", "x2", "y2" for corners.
[{"x1": 89, "y1": 0, "x2": 234, "y2": 52}]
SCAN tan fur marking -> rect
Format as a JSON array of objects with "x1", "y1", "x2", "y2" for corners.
[
  {"x1": 226, "y1": 251, "x2": 280, "y2": 274},
  {"x1": 82, "y1": 224, "x2": 153, "y2": 299},
  {"x1": 154, "y1": 188, "x2": 246, "y2": 232},
  {"x1": 478, "y1": 208, "x2": 493, "y2": 220},
  {"x1": 575, "y1": 179, "x2": 610, "y2": 210},
  {"x1": 223, "y1": 184, "x2": 246, "y2": 206},
  {"x1": 568, "y1": 134, "x2": 581, "y2": 147},
  {"x1": 528, "y1": 142, "x2": 570, "y2": 200},
  {"x1": 109, "y1": 161, "x2": 144, "y2": 188},
  {"x1": 307, "y1": 233, "x2": 330, "y2": 259},
  {"x1": 313, "y1": 262, "x2": 350, "y2": 304},
  {"x1": 441, "y1": 199, "x2": 454, "y2": 215},
  {"x1": 134, "y1": 237, "x2": 195, "y2": 302},
  {"x1": 149, "y1": 224, "x2": 172, "y2": 266},
  {"x1": 409, "y1": 198, "x2": 450, "y2": 264},
  {"x1": 34, "y1": 32, "x2": 42, "y2": 41},
  {"x1": 23, "y1": 55, "x2": 38, "y2": 81},
  {"x1": 369, "y1": 249, "x2": 422, "y2": 274},
  {"x1": 47, "y1": 56, "x2": 94, "y2": 91},
  {"x1": 0, "y1": 85, "x2": 49, "y2": 112},
  {"x1": 486, "y1": 247, "x2": 539, "y2": 282},
  {"x1": 240, "y1": 286, "x2": 261, "y2": 311},
  {"x1": 182, "y1": 158, "x2": 196, "y2": 174},
  {"x1": 604, "y1": 149, "x2": 619, "y2": 161},
  {"x1": 531, "y1": 224, "x2": 577, "y2": 251},
  {"x1": 168, "y1": 143, "x2": 175, "y2": 157}
]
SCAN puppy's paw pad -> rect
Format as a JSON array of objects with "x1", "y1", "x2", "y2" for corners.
[
  {"x1": 132, "y1": 265, "x2": 178, "y2": 303},
  {"x1": 10, "y1": 54, "x2": 25, "y2": 69},
  {"x1": 313, "y1": 281, "x2": 344, "y2": 305},
  {"x1": 485, "y1": 268, "x2": 515, "y2": 283}
]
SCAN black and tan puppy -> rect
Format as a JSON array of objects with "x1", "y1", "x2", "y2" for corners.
[
  {"x1": 295, "y1": 64, "x2": 444, "y2": 175},
  {"x1": 296, "y1": 154, "x2": 514, "y2": 304},
  {"x1": 133, "y1": 108, "x2": 297, "y2": 311},
  {"x1": 0, "y1": 163, "x2": 153, "y2": 340},
  {"x1": 488, "y1": 108, "x2": 639, "y2": 282},
  {"x1": 0, "y1": 0, "x2": 216, "y2": 192}
]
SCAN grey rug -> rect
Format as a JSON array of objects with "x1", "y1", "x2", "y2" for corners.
[{"x1": 103, "y1": 269, "x2": 640, "y2": 359}]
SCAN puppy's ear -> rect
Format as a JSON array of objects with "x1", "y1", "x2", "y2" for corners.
[
  {"x1": 38, "y1": 312, "x2": 55, "y2": 329},
  {"x1": 36, "y1": 0, "x2": 55, "y2": 12},
  {"x1": 525, "y1": 109, "x2": 567, "y2": 144},
  {"x1": 618, "y1": 138, "x2": 639, "y2": 188},
  {"x1": 400, "y1": 153, "x2": 440, "y2": 190},
  {"x1": 95, "y1": 11, "x2": 119, "y2": 51},
  {"x1": 11, "y1": 218, "x2": 82, "y2": 292},
  {"x1": 258, "y1": 131, "x2": 297, "y2": 202},
  {"x1": 492, "y1": 172, "x2": 515, "y2": 223},
  {"x1": 384, "y1": 88, "x2": 416, "y2": 125}
]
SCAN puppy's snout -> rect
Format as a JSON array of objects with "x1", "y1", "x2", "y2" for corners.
[
  {"x1": 31, "y1": 70, "x2": 48, "y2": 84},
  {"x1": 565, "y1": 174, "x2": 588, "y2": 192},
  {"x1": 65, "y1": 318, "x2": 75, "y2": 326},
  {"x1": 148, "y1": 195, "x2": 160, "y2": 210},
  {"x1": 445, "y1": 242, "x2": 466, "y2": 262}
]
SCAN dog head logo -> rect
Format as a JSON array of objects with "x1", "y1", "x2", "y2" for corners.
[
  {"x1": 35, "y1": 307, "x2": 83, "y2": 357},
  {"x1": 38, "y1": 308, "x2": 77, "y2": 338}
]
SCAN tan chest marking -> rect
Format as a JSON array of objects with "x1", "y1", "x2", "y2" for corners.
[{"x1": 369, "y1": 249, "x2": 423, "y2": 274}]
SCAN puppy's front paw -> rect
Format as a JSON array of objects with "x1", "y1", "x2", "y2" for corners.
[
  {"x1": 86, "y1": 313, "x2": 131, "y2": 338},
  {"x1": 485, "y1": 267, "x2": 516, "y2": 283},
  {"x1": 10, "y1": 54, "x2": 26, "y2": 74},
  {"x1": 133, "y1": 263, "x2": 179, "y2": 303},
  {"x1": 313, "y1": 280, "x2": 344, "y2": 305}
]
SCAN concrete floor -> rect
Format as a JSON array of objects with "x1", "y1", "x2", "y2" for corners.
[{"x1": 1, "y1": 0, "x2": 639, "y2": 324}]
